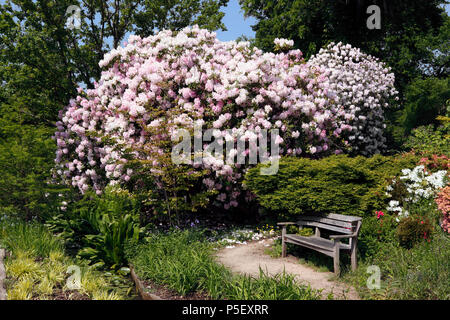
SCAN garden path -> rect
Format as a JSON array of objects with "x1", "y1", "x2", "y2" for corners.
[{"x1": 215, "y1": 238, "x2": 359, "y2": 300}]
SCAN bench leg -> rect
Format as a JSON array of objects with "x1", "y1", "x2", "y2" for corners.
[
  {"x1": 351, "y1": 237, "x2": 358, "y2": 271},
  {"x1": 333, "y1": 241, "x2": 340, "y2": 276},
  {"x1": 281, "y1": 226, "x2": 287, "y2": 258}
]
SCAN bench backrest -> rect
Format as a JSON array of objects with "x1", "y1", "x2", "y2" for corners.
[{"x1": 297, "y1": 213, "x2": 362, "y2": 235}]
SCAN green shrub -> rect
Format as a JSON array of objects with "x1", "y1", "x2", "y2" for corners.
[
  {"x1": 403, "y1": 122, "x2": 450, "y2": 157},
  {"x1": 396, "y1": 216, "x2": 434, "y2": 249},
  {"x1": 0, "y1": 125, "x2": 66, "y2": 221},
  {"x1": 358, "y1": 214, "x2": 398, "y2": 258},
  {"x1": 244, "y1": 154, "x2": 420, "y2": 220},
  {"x1": 400, "y1": 77, "x2": 450, "y2": 137}
]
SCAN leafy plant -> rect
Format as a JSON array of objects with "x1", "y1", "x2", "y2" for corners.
[
  {"x1": 76, "y1": 187, "x2": 143, "y2": 269},
  {"x1": 396, "y1": 216, "x2": 434, "y2": 249},
  {"x1": 1, "y1": 219, "x2": 129, "y2": 300},
  {"x1": 46, "y1": 186, "x2": 143, "y2": 269}
]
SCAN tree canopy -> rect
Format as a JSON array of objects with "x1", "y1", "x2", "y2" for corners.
[{"x1": 0, "y1": 0, "x2": 229, "y2": 125}]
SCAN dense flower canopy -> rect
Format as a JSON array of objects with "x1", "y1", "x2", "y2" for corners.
[
  {"x1": 54, "y1": 26, "x2": 397, "y2": 208},
  {"x1": 309, "y1": 42, "x2": 398, "y2": 155}
]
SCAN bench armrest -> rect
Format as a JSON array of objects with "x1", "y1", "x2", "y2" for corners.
[{"x1": 277, "y1": 222, "x2": 296, "y2": 226}]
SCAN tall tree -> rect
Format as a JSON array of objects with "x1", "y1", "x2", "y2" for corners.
[
  {"x1": 239, "y1": 0, "x2": 447, "y2": 96},
  {"x1": 0, "y1": 0, "x2": 228, "y2": 125}
]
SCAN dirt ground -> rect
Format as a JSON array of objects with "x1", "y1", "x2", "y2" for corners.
[{"x1": 215, "y1": 238, "x2": 360, "y2": 300}]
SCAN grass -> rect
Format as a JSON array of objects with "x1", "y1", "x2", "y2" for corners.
[
  {"x1": 125, "y1": 229, "x2": 321, "y2": 300},
  {"x1": 342, "y1": 233, "x2": 450, "y2": 300},
  {"x1": 0, "y1": 218, "x2": 131, "y2": 300}
]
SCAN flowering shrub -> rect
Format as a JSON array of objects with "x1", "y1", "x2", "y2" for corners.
[
  {"x1": 396, "y1": 216, "x2": 434, "y2": 249},
  {"x1": 386, "y1": 165, "x2": 448, "y2": 220},
  {"x1": 309, "y1": 42, "x2": 398, "y2": 155},
  {"x1": 54, "y1": 26, "x2": 397, "y2": 209},
  {"x1": 419, "y1": 154, "x2": 450, "y2": 172},
  {"x1": 436, "y1": 186, "x2": 450, "y2": 233}
]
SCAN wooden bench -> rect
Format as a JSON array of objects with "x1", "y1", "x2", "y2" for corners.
[{"x1": 278, "y1": 213, "x2": 362, "y2": 275}]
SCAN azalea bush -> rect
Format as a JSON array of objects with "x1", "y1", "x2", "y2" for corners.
[
  {"x1": 53, "y1": 26, "x2": 397, "y2": 213},
  {"x1": 436, "y1": 186, "x2": 450, "y2": 233},
  {"x1": 385, "y1": 165, "x2": 448, "y2": 221}
]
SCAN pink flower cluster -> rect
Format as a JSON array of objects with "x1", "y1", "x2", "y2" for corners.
[
  {"x1": 54, "y1": 26, "x2": 395, "y2": 208},
  {"x1": 436, "y1": 186, "x2": 450, "y2": 233},
  {"x1": 309, "y1": 42, "x2": 398, "y2": 155}
]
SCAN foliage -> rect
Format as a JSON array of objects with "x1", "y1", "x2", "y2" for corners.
[
  {"x1": 46, "y1": 186, "x2": 143, "y2": 269},
  {"x1": 226, "y1": 269, "x2": 320, "y2": 300},
  {"x1": 400, "y1": 77, "x2": 450, "y2": 136},
  {"x1": 385, "y1": 165, "x2": 447, "y2": 221},
  {"x1": 358, "y1": 213, "x2": 397, "y2": 258},
  {"x1": 418, "y1": 154, "x2": 450, "y2": 173},
  {"x1": 126, "y1": 228, "x2": 321, "y2": 299},
  {"x1": 0, "y1": 0, "x2": 229, "y2": 123},
  {"x1": 343, "y1": 234, "x2": 450, "y2": 300},
  {"x1": 0, "y1": 219, "x2": 129, "y2": 300},
  {"x1": 126, "y1": 229, "x2": 229, "y2": 297},
  {"x1": 396, "y1": 216, "x2": 434, "y2": 249},
  {"x1": 128, "y1": 107, "x2": 216, "y2": 223},
  {"x1": 404, "y1": 115, "x2": 450, "y2": 156},
  {"x1": 54, "y1": 28, "x2": 398, "y2": 213},
  {"x1": 239, "y1": 0, "x2": 447, "y2": 91},
  {"x1": 244, "y1": 154, "x2": 420, "y2": 220},
  {"x1": 239, "y1": 1, "x2": 449, "y2": 148},
  {"x1": 436, "y1": 186, "x2": 450, "y2": 233},
  {"x1": 0, "y1": 219, "x2": 64, "y2": 257},
  {"x1": 0, "y1": 125, "x2": 67, "y2": 221}
]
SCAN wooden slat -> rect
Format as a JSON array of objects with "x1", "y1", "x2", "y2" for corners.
[
  {"x1": 324, "y1": 213, "x2": 362, "y2": 222},
  {"x1": 285, "y1": 238, "x2": 334, "y2": 257},
  {"x1": 285, "y1": 235, "x2": 350, "y2": 254},
  {"x1": 296, "y1": 220, "x2": 353, "y2": 234},
  {"x1": 299, "y1": 216, "x2": 353, "y2": 229}
]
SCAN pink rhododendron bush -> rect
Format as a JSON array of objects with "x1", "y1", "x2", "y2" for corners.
[{"x1": 53, "y1": 26, "x2": 397, "y2": 211}]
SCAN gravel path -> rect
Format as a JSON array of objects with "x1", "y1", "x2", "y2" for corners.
[{"x1": 215, "y1": 238, "x2": 359, "y2": 300}]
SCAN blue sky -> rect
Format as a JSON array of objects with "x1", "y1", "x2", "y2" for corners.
[{"x1": 215, "y1": 0, "x2": 256, "y2": 41}]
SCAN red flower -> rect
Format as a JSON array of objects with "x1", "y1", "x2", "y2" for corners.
[{"x1": 375, "y1": 211, "x2": 384, "y2": 219}]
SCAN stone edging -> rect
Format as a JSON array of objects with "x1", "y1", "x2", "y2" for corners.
[
  {"x1": 129, "y1": 265, "x2": 163, "y2": 300},
  {"x1": 0, "y1": 249, "x2": 6, "y2": 300}
]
